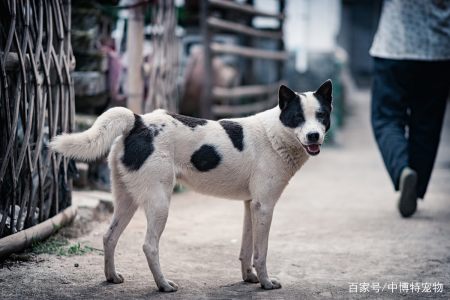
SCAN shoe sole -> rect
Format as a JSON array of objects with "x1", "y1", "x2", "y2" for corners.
[{"x1": 398, "y1": 170, "x2": 418, "y2": 218}]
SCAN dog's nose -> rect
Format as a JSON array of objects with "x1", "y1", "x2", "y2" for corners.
[{"x1": 307, "y1": 132, "x2": 320, "y2": 143}]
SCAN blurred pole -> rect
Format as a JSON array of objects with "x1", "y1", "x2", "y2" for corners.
[
  {"x1": 278, "y1": 0, "x2": 285, "y2": 81},
  {"x1": 200, "y1": 0, "x2": 212, "y2": 118},
  {"x1": 126, "y1": 0, "x2": 144, "y2": 114}
]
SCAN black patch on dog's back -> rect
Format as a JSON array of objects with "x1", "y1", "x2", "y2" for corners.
[
  {"x1": 167, "y1": 112, "x2": 207, "y2": 129},
  {"x1": 122, "y1": 115, "x2": 159, "y2": 171},
  {"x1": 191, "y1": 144, "x2": 221, "y2": 172},
  {"x1": 219, "y1": 120, "x2": 244, "y2": 151},
  {"x1": 279, "y1": 96, "x2": 305, "y2": 128}
]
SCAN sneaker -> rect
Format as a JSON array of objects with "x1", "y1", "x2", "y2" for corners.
[{"x1": 398, "y1": 167, "x2": 418, "y2": 218}]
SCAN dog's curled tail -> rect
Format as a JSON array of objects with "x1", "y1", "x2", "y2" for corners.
[{"x1": 50, "y1": 107, "x2": 135, "y2": 161}]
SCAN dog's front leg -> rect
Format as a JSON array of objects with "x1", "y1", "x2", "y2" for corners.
[
  {"x1": 239, "y1": 200, "x2": 259, "y2": 283},
  {"x1": 250, "y1": 200, "x2": 281, "y2": 290}
]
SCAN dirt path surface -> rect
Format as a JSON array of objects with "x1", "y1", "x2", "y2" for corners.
[{"x1": 1, "y1": 90, "x2": 449, "y2": 299}]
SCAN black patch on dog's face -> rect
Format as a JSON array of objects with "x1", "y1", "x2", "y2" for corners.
[
  {"x1": 279, "y1": 85, "x2": 296, "y2": 110},
  {"x1": 315, "y1": 108, "x2": 331, "y2": 132},
  {"x1": 279, "y1": 95, "x2": 305, "y2": 129},
  {"x1": 313, "y1": 80, "x2": 333, "y2": 132},
  {"x1": 167, "y1": 112, "x2": 207, "y2": 129},
  {"x1": 191, "y1": 144, "x2": 221, "y2": 172},
  {"x1": 278, "y1": 85, "x2": 305, "y2": 128},
  {"x1": 122, "y1": 115, "x2": 159, "y2": 171},
  {"x1": 219, "y1": 120, "x2": 244, "y2": 151}
]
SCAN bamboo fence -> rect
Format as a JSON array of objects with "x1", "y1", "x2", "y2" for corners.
[{"x1": 0, "y1": 0, "x2": 75, "y2": 239}]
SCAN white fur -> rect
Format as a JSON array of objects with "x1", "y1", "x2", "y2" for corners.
[
  {"x1": 51, "y1": 91, "x2": 328, "y2": 292},
  {"x1": 296, "y1": 92, "x2": 326, "y2": 146},
  {"x1": 49, "y1": 107, "x2": 135, "y2": 161}
]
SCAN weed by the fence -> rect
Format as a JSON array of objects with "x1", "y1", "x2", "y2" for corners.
[{"x1": 31, "y1": 236, "x2": 99, "y2": 256}]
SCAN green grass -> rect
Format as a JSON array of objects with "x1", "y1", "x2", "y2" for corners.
[{"x1": 31, "y1": 236, "x2": 100, "y2": 256}]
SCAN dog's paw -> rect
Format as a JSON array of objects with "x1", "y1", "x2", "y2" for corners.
[
  {"x1": 158, "y1": 280, "x2": 178, "y2": 293},
  {"x1": 243, "y1": 272, "x2": 259, "y2": 283},
  {"x1": 261, "y1": 279, "x2": 282, "y2": 290},
  {"x1": 106, "y1": 272, "x2": 124, "y2": 284}
]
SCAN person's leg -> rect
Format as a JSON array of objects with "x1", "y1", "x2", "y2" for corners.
[
  {"x1": 371, "y1": 58, "x2": 409, "y2": 190},
  {"x1": 408, "y1": 61, "x2": 450, "y2": 199}
]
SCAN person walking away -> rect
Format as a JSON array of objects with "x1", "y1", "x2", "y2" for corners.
[{"x1": 370, "y1": 0, "x2": 450, "y2": 217}]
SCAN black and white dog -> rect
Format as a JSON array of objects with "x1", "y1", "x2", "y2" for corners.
[{"x1": 51, "y1": 80, "x2": 332, "y2": 292}]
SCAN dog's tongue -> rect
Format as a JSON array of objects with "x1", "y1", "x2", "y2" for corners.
[{"x1": 307, "y1": 144, "x2": 320, "y2": 153}]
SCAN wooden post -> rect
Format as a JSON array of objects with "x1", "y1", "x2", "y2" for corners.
[
  {"x1": 277, "y1": 0, "x2": 286, "y2": 82},
  {"x1": 200, "y1": 0, "x2": 212, "y2": 118},
  {"x1": 126, "y1": 1, "x2": 145, "y2": 114},
  {"x1": 243, "y1": 0, "x2": 254, "y2": 85}
]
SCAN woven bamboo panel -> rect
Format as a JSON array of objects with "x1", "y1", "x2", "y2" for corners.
[{"x1": 0, "y1": 0, "x2": 75, "y2": 238}]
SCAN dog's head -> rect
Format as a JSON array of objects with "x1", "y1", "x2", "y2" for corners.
[{"x1": 278, "y1": 80, "x2": 332, "y2": 156}]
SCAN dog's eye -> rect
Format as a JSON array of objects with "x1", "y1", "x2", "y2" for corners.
[{"x1": 316, "y1": 112, "x2": 327, "y2": 119}]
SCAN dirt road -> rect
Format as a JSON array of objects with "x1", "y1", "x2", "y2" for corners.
[{"x1": 1, "y1": 89, "x2": 449, "y2": 299}]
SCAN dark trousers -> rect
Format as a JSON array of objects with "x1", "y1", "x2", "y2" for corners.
[{"x1": 371, "y1": 58, "x2": 450, "y2": 198}]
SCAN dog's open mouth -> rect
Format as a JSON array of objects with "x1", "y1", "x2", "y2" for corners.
[{"x1": 303, "y1": 144, "x2": 321, "y2": 156}]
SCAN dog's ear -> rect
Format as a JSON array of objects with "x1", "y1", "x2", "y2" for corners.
[
  {"x1": 279, "y1": 85, "x2": 297, "y2": 110},
  {"x1": 314, "y1": 79, "x2": 332, "y2": 105}
]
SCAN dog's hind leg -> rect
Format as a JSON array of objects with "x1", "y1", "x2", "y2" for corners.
[
  {"x1": 239, "y1": 200, "x2": 259, "y2": 283},
  {"x1": 142, "y1": 184, "x2": 178, "y2": 292},
  {"x1": 103, "y1": 182, "x2": 138, "y2": 284}
]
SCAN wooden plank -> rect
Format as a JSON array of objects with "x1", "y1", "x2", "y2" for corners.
[
  {"x1": 213, "y1": 81, "x2": 281, "y2": 99},
  {"x1": 207, "y1": 17, "x2": 282, "y2": 40},
  {"x1": 213, "y1": 97, "x2": 277, "y2": 116},
  {"x1": 210, "y1": 42, "x2": 288, "y2": 61},
  {"x1": 209, "y1": 0, "x2": 284, "y2": 20}
]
